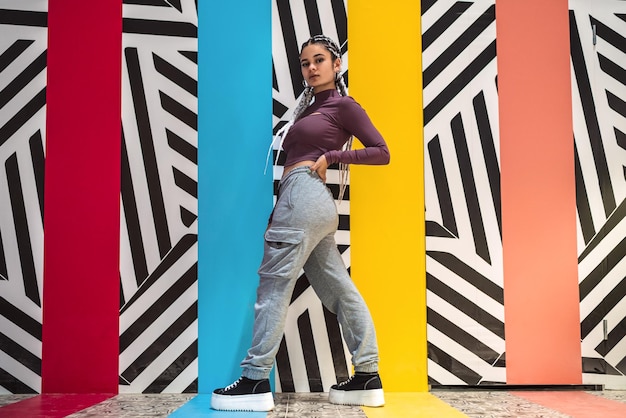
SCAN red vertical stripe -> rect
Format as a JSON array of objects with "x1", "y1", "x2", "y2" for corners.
[
  {"x1": 42, "y1": 1, "x2": 122, "y2": 393},
  {"x1": 498, "y1": 0, "x2": 581, "y2": 383}
]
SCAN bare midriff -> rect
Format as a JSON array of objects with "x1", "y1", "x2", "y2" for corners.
[{"x1": 282, "y1": 160, "x2": 316, "y2": 179}]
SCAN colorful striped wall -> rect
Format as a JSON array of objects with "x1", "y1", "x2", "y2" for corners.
[{"x1": 0, "y1": 0, "x2": 625, "y2": 398}]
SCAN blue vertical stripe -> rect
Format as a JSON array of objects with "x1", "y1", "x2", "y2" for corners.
[{"x1": 197, "y1": 0, "x2": 273, "y2": 394}]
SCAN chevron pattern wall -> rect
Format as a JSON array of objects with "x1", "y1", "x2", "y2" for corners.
[
  {"x1": 570, "y1": 0, "x2": 626, "y2": 388},
  {"x1": 424, "y1": 0, "x2": 626, "y2": 388},
  {"x1": 423, "y1": 0, "x2": 505, "y2": 386},
  {"x1": 119, "y1": 0, "x2": 198, "y2": 394}
]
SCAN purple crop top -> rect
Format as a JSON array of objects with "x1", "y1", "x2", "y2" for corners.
[{"x1": 282, "y1": 89, "x2": 390, "y2": 167}]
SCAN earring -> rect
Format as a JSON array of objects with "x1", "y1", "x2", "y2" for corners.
[{"x1": 302, "y1": 79, "x2": 309, "y2": 87}]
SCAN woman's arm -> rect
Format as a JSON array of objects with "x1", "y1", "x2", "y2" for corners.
[{"x1": 323, "y1": 97, "x2": 390, "y2": 165}]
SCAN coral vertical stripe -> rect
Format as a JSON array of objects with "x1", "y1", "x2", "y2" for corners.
[
  {"x1": 42, "y1": 1, "x2": 122, "y2": 393},
  {"x1": 498, "y1": 0, "x2": 581, "y2": 383}
]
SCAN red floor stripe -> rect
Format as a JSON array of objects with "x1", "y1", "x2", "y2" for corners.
[
  {"x1": 513, "y1": 391, "x2": 626, "y2": 418},
  {"x1": 0, "y1": 394, "x2": 113, "y2": 418}
]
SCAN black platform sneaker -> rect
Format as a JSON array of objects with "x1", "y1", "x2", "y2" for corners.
[
  {"x1": 329, "y1": 372, "x2": 385, "y2": 407},
  {"x1": 211, "y1": 377, "x2": 274, "y2": 411}
]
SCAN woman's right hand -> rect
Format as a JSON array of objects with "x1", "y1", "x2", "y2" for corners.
[{"x1": 310, "y1": 155, "x2": 329, "y2": 183}]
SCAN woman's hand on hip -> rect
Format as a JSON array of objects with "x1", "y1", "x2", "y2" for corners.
[{"x1": 310, "y1": 155, "x2": 329, "y2": 183}]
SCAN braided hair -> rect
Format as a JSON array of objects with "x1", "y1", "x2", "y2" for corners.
[{"x1": 267, "y1": 35, "x2": 352, "y2": 200}]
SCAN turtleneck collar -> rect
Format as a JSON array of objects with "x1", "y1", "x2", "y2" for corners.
[{"x1": 314, "y1": 88, "x2": 339, "y2": 100}]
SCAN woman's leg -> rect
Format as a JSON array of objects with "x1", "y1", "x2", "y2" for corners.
[
  {"x1": 240, "y1": 227, "x2": 306, "y2": 380},
  {"x1": 304, "y1": 235, "x2": 384, "y2": 407},
  {"x1": 212, "y1": 168, "x2": 340, "y2": 411},
  {"x1": 303, "y1": 235, "x2": 379, "y2": 373},
  {"x1": 240, "y1": 169, "x2": 338, "y2": 379}
]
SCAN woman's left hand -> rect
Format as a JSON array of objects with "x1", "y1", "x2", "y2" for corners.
[{"x1": 310, "y1": 155, "x2": 329, "y2": 183}]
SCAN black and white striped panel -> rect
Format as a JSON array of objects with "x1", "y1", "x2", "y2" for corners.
[
  {"x1": 423, "y1": 0, "x2": 505, "y2": 386},
  {"x1": 0, "y1": 1, "x2": 47, "y2": 395},
  {"x1": 119, "y1": 234, "x2": 198, "y2": 393},
  {"x1": 569, "y1": 0, "x2": 626, "y2": 388},
  {"x1": 119, "y1": 0, "x2": 198, "y2": 393},
  {"x1": 272, "y1": 0, "x2": 352, "y2": 392}
]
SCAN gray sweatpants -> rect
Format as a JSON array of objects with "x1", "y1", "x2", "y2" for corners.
[{"x1": 241, "y1": 166, "x2": 379, "y2": 380}]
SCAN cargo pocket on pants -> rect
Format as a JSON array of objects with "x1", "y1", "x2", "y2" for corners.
[{"x1": 258, "y1": 227, "x2": 305, "y2": 279}]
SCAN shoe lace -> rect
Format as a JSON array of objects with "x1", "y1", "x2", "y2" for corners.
[
  {"x1": 337, "y1": 375, "x2": 354, "y2": 387},
  {"x1": 224, "y1": 377, "x2": 242, "y2": 391}
]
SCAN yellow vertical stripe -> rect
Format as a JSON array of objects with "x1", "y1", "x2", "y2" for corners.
[{"x1": 348, "y1": 2, "x2": 427, "y2": 391}]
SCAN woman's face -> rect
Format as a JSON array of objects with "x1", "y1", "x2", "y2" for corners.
[{"x1": 300, "y1": 43, "x2": 341, "y2": 93}]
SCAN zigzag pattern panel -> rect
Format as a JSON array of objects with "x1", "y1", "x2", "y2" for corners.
[
  {"x1": 570, "y1": 0, "x2": 626, "y2": 389},
  {"x1": 0, "y1": 1, "x2": 47, "y2": 395},
  {"x1": 119, "y1": 0, "x2": 198, "y2": 393},
  {"x1": 422, "y1": 0, "x2": 505, "y2": 386},
  {"x1": 272, "y1": 0, "x2": 352, "y2": 392}
]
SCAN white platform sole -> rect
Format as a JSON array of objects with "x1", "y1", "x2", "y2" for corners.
[
  {"x1": 329, "y1": 388, "x2": 385, "y2": 407},
  {"x1": 210, "y1": 392, "x2": 275, "y2": 411}
]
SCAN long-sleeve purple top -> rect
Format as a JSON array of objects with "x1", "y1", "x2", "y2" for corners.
[{"x1": 282, "y1": 89, "x2": 390, "y2": 167}]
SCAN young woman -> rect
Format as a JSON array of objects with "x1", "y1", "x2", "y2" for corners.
[{"x1": 211, "y1": 35, "x2": 390, "y2": 412}]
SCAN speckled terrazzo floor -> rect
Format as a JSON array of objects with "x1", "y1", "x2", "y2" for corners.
[
  {"x1": 432, "y1": 390, "x2": 626, "y2": 417},
  {"x1": 1, "y1": 390, "x2": 625, "y2": 417},
  {"x1": 433, "y1": 391, "x2": 573, "y2": 417}
]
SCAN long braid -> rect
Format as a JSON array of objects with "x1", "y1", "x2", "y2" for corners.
[
  {"x1": 335, "y1": 73, "x2": 351, "y2": 201},
  {"x1": 336, "y1": 73, "x2": 348, "y2": 96}
]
